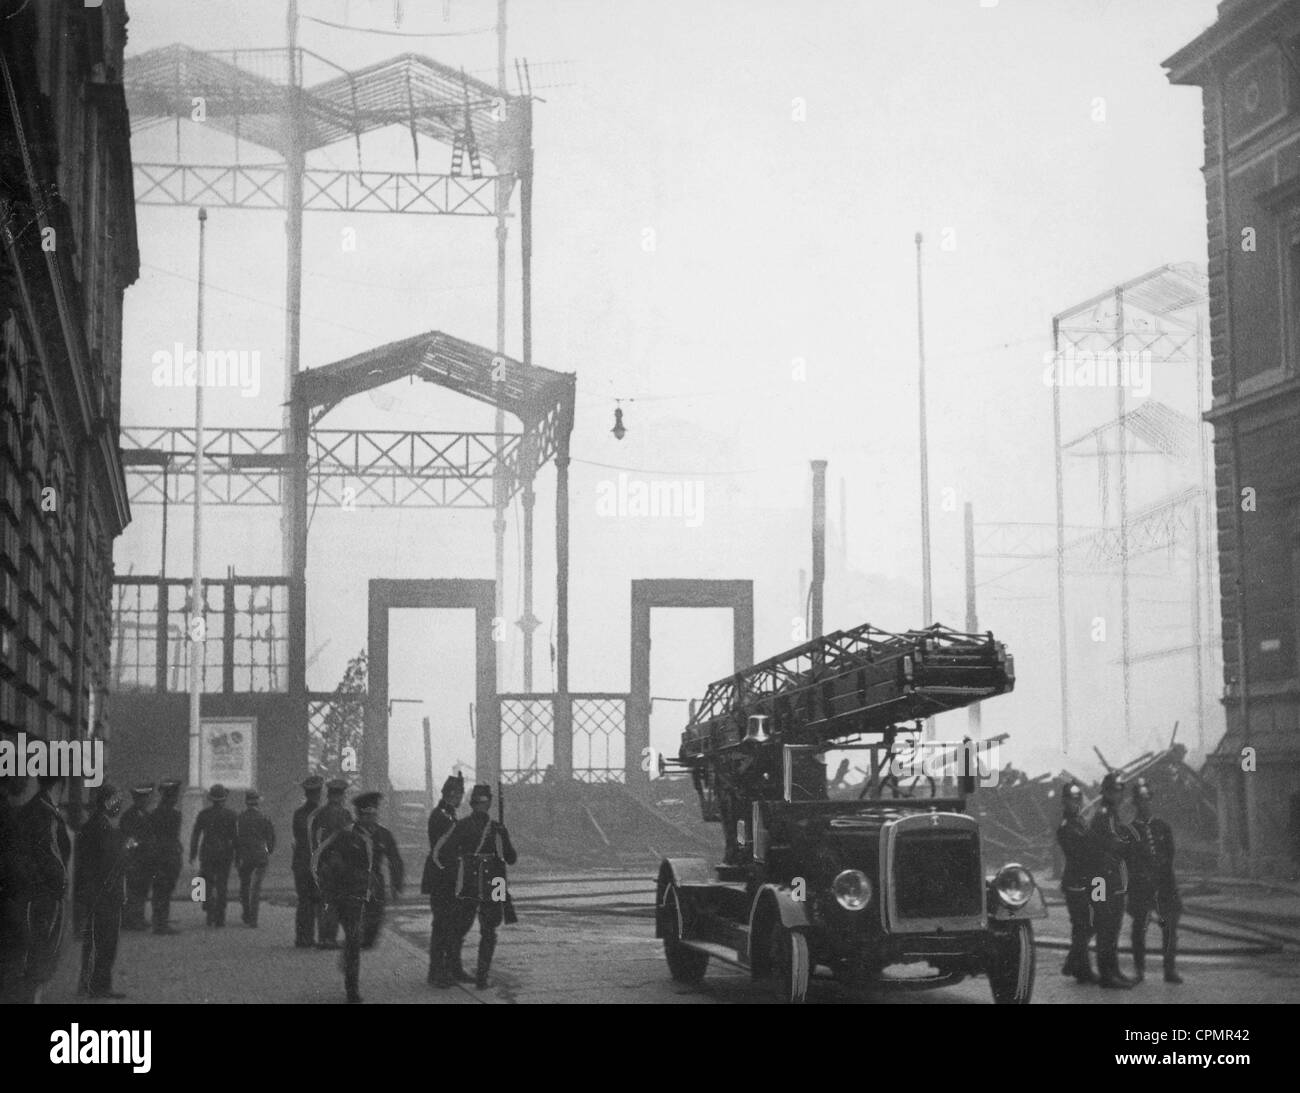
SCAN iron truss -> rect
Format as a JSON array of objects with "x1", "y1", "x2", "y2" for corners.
[
  {"x1": 974, "y1": 491, "x2": 1202, "y2": 573},
  {"x1": 133, "y1": 162, "x2": 501, "y2": 215},
  {"x1": 120, "y1": 425, "x2": 552, "y2": 508}
]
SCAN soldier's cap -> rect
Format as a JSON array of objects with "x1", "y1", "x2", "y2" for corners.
[
  {"x1": 326, "y1": 778, "x2": 349, "y2": 794},
  {"x1": 302, "y1": 775, "x2": 324, "y2": 791},
  {"x1": 441, "y1": 773, "x2": 465, "y2": 796},
  {"x1": 1062, "y1": 781, "x2": 1084, "y2": 800},
  {"x1": 159, "y1": 778, "x2": 182, "y2": 794},
  {"x1": 245, "y1": 790, "x2": 261, "y2": 804},
  {"x1": 469, "y1": 783, "x2": 492, "y2": 803},
  {"x1": 92, "y1": 783, "x2": 119, "y2": 808},
  {"x1": 353, "y1": 791, "x2": 382, "y2": 813},
  {"x1": 1100, "y1": 772, "x2": 1125, "y2": 793},
  {"x1": 1132, "y1": 777, "x2": 1152, "y2": 801},
  {"x1": 208, "y1": 784, "x2": 229, "y2": 801},
  {"x1": 130, "y1": 783, "x2": 155, "y2": 798}
]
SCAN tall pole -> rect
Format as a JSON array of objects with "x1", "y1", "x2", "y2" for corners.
[
  {"x1": 915, "y1": 232, "x2": 933, "y2": 738},
  {"x1": 492, "y1": 0, "x2": 509, "y2": 682},
  {"x1": 282, "y1": 0, "x2": 304, "y2": 578},
  {"x1": 964, "y1": 500, "x2": 981, "y2": 737},
  {"x1": 188, "y1": 207, "x2": 208, "y2": 792},
  {"x1": 1116, "y1": 289, "x2": 1131, "y2": 739},
  {"x1": 810, "y1": 460, "x2": 827, "y2": 639},
  {"x1": 1052, "y1": 317, "x2": 1070, "y2": 754}
]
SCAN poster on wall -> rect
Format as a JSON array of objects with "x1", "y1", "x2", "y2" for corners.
[{"x1": 199, "y1": 718, "x2": 257, "y2": 791}]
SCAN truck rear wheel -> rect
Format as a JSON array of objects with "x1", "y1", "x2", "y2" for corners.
[
  {"x1": 988, "y1": 921, "x2": 1035, "y2": 1004},
  {"x1": 660, "y1": 882, "x2": 708, "y2": 984},
  {"x1": 767, "y1": 923, "x2": 810, "y2": 1004}
]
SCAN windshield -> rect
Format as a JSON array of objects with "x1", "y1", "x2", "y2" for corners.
[{"x1": 809, "y1": 737, "x2": 998, "y2": 802}]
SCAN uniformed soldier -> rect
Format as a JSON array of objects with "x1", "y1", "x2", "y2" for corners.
[
  {"x1": 119, "y1": 783, "x2": 154, "y2": 931},
  {"x1": 292, "y1": 775, "x2": 324, "y2": 947},
  {"x1": 148, "y1": 779, "x2": 183, "y2": 934},
  {"x1": 435, "y1": 783, "x2": 517, "y2": 990},
  {"x1": 236, "y1": 790, "x2": 276, "y2": 928},
  {"x1": 76, "y1": 784, "x2": 128, "y2": 999},
  {"x1": 1088, "y1": 771, "x2": 1135, "y2": 989},
  {"x1": 189, "y1": 784, "x2": 238, "y2": 927},
  {"x1": 16, "y1": 772, "x2": 71, "y2": 1003},
  {"x1": 1127, "y1": 777, "x2": 1183, "y2": 984},
  {"x1": 313, "y1": 791, "x2": 405, "y2": 1004},
  {"x1": 308, "y1": 778, "x2": 353, "y2": 949},
  {"x1": 425, "y1": 772, "x2": 467, "y2": 987},
  {"x1": 1056, "y1": 780, "x2": 1098, "y2": 983}
]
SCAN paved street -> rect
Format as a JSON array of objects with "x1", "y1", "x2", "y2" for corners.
[{"x1": 42, "y1": 869, "x2": 1294, "y2": 1005}]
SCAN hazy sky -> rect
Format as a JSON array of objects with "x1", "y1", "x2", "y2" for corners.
[{"x1": 114, "y1": 0, "x2": 1223, "y2": 784}]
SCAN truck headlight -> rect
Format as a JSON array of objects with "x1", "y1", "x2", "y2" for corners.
[
  {"x1": 993, "y1": 863, "x2": 1035, "y2": 908},
  {"x1": 832, "y1": 869, "x2": 872, "y2": 911}
]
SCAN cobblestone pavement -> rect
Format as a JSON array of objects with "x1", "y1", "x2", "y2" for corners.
[{"x1": 36, "y1": 871, "x2": 1300, "y2": 1004}]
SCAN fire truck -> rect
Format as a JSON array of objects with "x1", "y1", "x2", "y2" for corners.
[{"x1": 656, "y1": 622, "x2": 1044, "y2": 1004}]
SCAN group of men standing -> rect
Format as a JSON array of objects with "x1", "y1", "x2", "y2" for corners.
[
  {"x1": 1057, "y1": 772, "x2": 1183, "y2": 990},
  {"x1": 288, "y1": 772, "x2": 517, "y2": 1003},
  {"x1": 0, "y1": 773, "x2": 188, "y2": 1002}
]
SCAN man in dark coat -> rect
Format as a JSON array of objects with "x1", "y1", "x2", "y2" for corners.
[
  {"x1": 118, "y1": 783, "x2": 154, "y2": 931},
  {"x1": 76, "y1": 784, "x2": 128, "y2": 999},
  {"x1": 235, "y1": 790, "x2": 276, "y2": 927},
  {"x1": 1056, "y1": 780, "x2": 1098, "y2": 983},
  {"x1": 434, "y1": 783, "x2": 517, "y2": 990},
  {"x1": 189, "y1": 784, "x2": 238, "y2": 927},
  {"x1": 147, "y1": 779, "x2": 183, "y2": 934},
  {"x1": 1127, "y1": 777, "x2": 1183, "y2": 984},
  {"x1": 292, "y1": 775, "x2": 324, "y2": 947},
  {"x1": 16, "y1": 773, "x2": 71, "y2": 1003},
  {"x1": 0, "y1": 767, "x2": 32, "y2": 1003},
  {"x1": 313, "y1": 791, "x2": 405, "y2": 1004},
  {"x1": 426, "y1": 772, "x2": 466, "y2": 987},
  {"x1": 308, "y1": 778, "x2": 352, "y2": 949},
  {"x1": 1088, "y1": 771, "x2": 1135, "y2": 989}
]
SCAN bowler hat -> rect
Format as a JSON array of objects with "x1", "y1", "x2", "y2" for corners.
[{"x1": 208, "y1": 784, "x2": 228, "y2": 801}]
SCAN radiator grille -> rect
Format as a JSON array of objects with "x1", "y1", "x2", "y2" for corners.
[{"x1": 893, "y1": 830, "x2": 982, "y2": 919}]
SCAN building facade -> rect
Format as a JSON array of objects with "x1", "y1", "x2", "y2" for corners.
[
  {"x1": 0, "y1": 0, "x2": 136, "y2": 785},
  {"x1": 1166, "y1": 0, "x2": 1300, "y2": 876}
]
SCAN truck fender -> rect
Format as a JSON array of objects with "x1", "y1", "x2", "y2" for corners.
[
  {"x1": 657, "y1": 857, "x2": 713, "y2": 893},
  {"x1": 746, "y1": 884, "x2": 811, "y2": 965}
]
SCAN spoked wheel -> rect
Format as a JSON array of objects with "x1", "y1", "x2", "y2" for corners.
[
  {"x1": 767, "y1": 922, "x2": 810, "y2": 1004},
  {"x1": 659, "y1": 882, "x2": 708, "y2": 984},
  {"x1": 988, "y1": 921, "x2": 1035, "y2": 1004}
]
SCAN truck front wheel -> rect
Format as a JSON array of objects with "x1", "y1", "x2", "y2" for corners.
[
  {"x1": 987, "y1": 921, "x2": 1035, "y2": 1004},
  {"x1": 766, "y1": 923, "x2": 810, "y2": 1004}
]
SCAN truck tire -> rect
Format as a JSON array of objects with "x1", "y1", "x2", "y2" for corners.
[
  {"x1": 767, "y1": 922, "x2": 810, "y2": 1004},
  {"x1": 660, "y1": 882, "x2": 708, "y2": 984},
  {"x1": 988, "y1": 921, "x2": 1035, "y2": 1004}
]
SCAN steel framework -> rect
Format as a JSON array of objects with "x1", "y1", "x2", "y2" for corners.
[
  {"x1": 121, "y1": 30, "x2": 564, "y2": 700},
  {"x1": 977, "y1": 265, "x2": 1214, "y2": 754}
]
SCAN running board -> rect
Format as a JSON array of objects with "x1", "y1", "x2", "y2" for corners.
[{"x1": 680, "y1": 939, "x2": 749, "y2": 969}]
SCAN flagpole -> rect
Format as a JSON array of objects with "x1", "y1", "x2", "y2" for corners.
[{"x1": 188, "y1": 207, "x2": 208, "y2": 792}]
